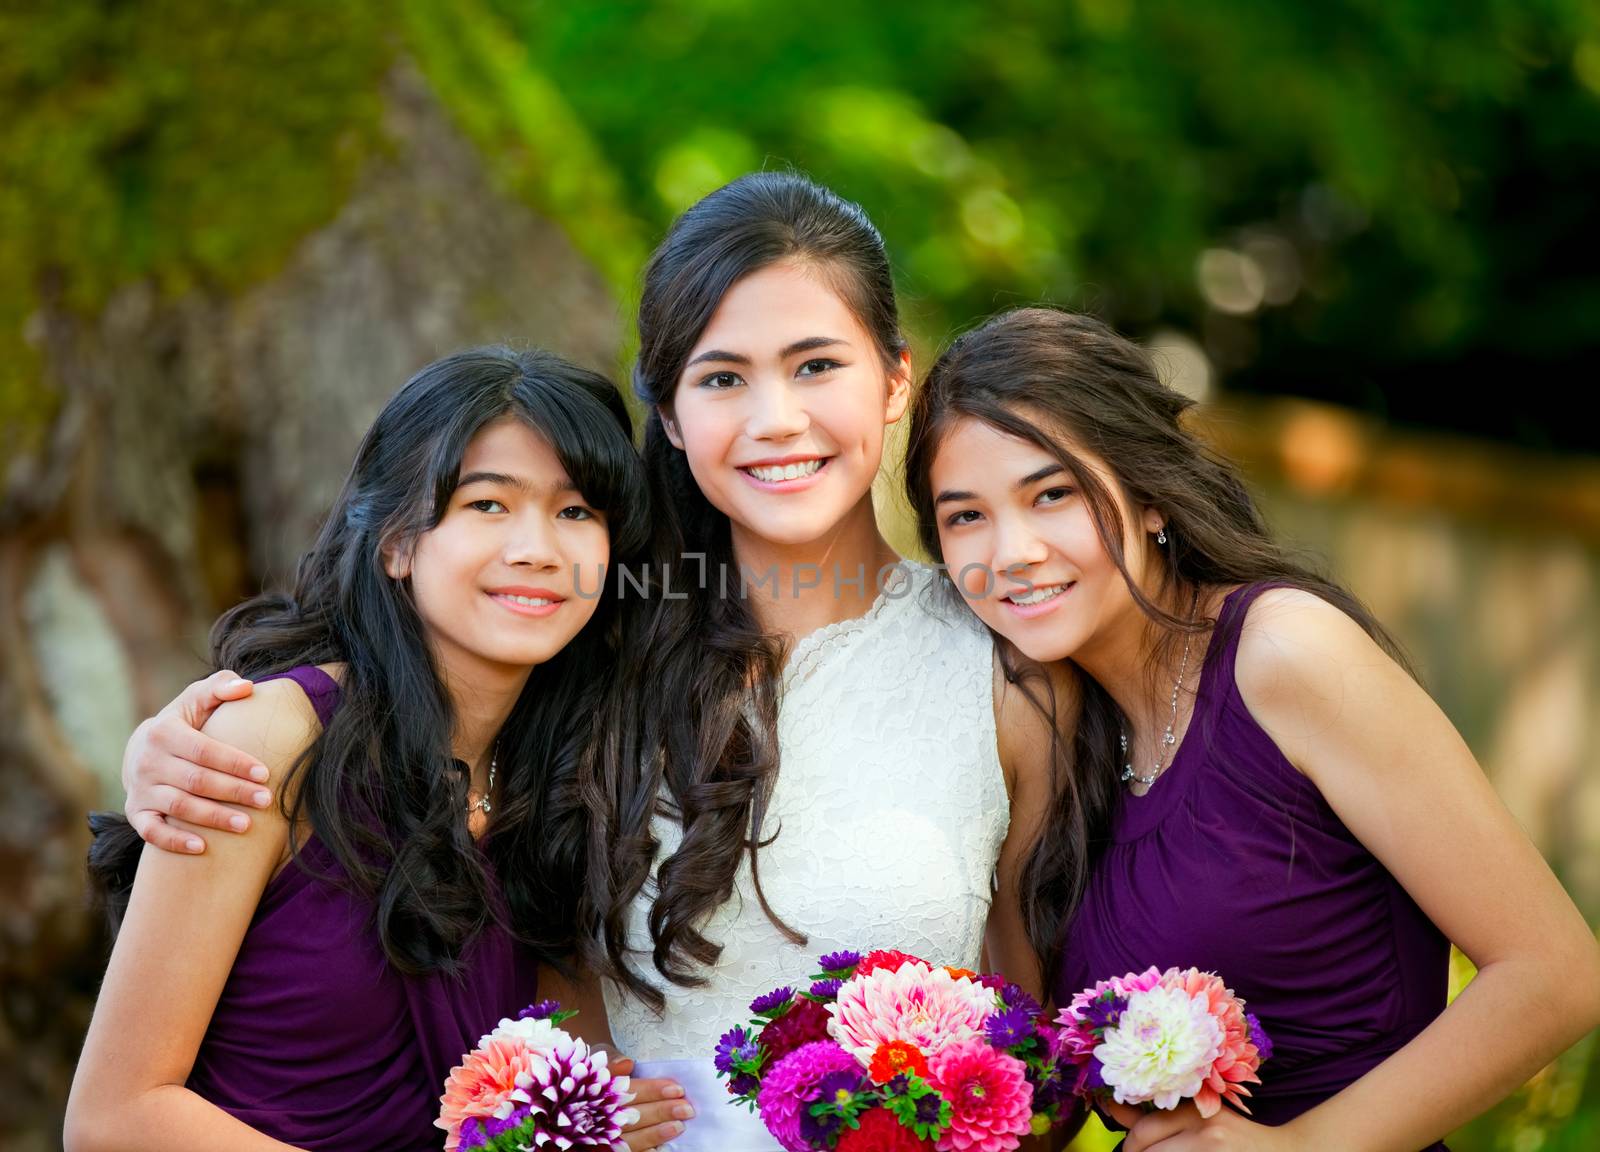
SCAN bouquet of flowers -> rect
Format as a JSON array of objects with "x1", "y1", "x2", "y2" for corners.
[
  {"x1": 1055, "y1": 966, "x2": 1272, "y2": 1118},
  {"x1": 714, "y1": 948, "x2": 1068, "y2": 1152},
  {"x1": 437, "y1": 1000, "x2": 637, "y2": 1152}
]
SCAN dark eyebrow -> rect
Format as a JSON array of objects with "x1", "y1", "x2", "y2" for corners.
[
  {"x1": 781, "y1": 336, "x2": 848, "y2": 359},
  {"x1": 1016, "y1": 463, "x2": 1064, "y2": 489},
  {"x1": 685, "y1": 348, "x2": 751, "y2": 369},
  {"x1": 934, "y1": 463, "x2": 1064, "y2": 506},
  {"x1": 684, "y1": 336, "x2": 848, "y2": 370},
  {"x1": 457, "y1": 471, "x2": 579, "y2": 496}
]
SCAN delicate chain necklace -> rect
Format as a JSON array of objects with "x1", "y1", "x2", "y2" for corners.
[
  {"x1": 466, "y1": 746, "x2": 498, "y2": 816},
  {"x1": 1120, "y1": 594, "x2": 1200, "y2": 790}
]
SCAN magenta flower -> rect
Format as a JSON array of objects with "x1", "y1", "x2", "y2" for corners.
[{"x1": 757, "y1": 1041, "x2": 861, "y2": 1152}]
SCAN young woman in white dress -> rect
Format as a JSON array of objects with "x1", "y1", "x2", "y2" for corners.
[{"x1": 115, "y1": 174, "x2": 1064, "y2": 1151}]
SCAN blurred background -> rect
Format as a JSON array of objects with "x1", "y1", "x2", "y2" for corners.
[{"x1": 2, "y1": 1, "x2": 1597, "y2": 1147}]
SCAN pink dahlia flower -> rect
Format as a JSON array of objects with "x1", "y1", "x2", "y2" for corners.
[
  {"x1": 1163, "y1": 968, "x2": 1263, "y2": 1117},
  {"x1": 827, "y1": 962, "x2": 995, "y2": 1065},
  {"x1": 925, "y1": 1038, "x2": 1033, "y2": 1152},
  {"x1": 436, "y1": 1036, "x2": 551, "y2": 1152},
  {"x1": 758, "y1": 1041, "x2": 862, "y2": 1152}
]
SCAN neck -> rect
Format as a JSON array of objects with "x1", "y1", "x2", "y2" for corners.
[
  {"x1": 728, "y1": 493, "x2": 902, "y2": 643},
  {"x1": 1071, "y1": 583, "x2": 1200, "y2": 738},
  {"x1": 438, "y1": 657, "x2": 532, "y2": 783}
]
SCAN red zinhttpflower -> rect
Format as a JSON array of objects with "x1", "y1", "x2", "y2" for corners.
[
  {"x1": 869, "y1": 1040, "x2": 930, "y2": 1083},
  {"x1": 836, "y1": 1107, "x2": 934, "y2": 1152},
  {"x1": 857, "y1": 949, "x2": 926, "y2": 976}
]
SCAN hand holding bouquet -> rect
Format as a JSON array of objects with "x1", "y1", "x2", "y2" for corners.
[
  {"x1": 715, "y1": 949, "x2": 1068, "y2": 1152},
  {"x1": 1056, "y1": 966, "x2": 1272, "y2": 1118},
  {"x1": 437, "y1": 1000, "x2": 638, "y2": 1151}
]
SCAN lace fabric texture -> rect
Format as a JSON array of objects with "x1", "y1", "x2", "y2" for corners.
[{"x1": 603, "y1": 563, "x2": 1010, "y2": 1064}]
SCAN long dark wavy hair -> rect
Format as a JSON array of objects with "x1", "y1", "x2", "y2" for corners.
[
  {"x1": 89, "y1": 346, "x2": 651, "y2": 976},
  {"x1": 582, "y1": 171, "x2": 909, "y2": 1008},
  {"x1": 903, "y1": 306, "x2": 1408, "y2": 981}
]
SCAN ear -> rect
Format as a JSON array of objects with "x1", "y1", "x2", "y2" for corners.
[
  {"x1": 382, "y1": 536, "x2": 414, "y2": 582},
  {"x1": 883, "y1": 348, "x2": 914, "y2": 426},
  {"x1": 658, "y1": 405, "x2": 684, "y2": 450},
  {"x1": 1141, "y1": 506, "x2": 1165, "y2": 536}
]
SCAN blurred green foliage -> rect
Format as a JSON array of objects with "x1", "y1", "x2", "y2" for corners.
[{"x1": 490, "y1": 0, "x2": 1600, "y2": 450}]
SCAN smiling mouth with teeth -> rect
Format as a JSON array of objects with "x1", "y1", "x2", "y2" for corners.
[
  {"x1": 741, "y1": 459, "x2": 827, "y2": 483},
  {"x1": 1006, "y1": 582, "x2": 1071, "y2": 606}
]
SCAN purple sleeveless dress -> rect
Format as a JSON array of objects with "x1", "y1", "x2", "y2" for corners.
[
  {"x1": 183, "y1": 665, "x2": 540, "y2": 1149},
  {"x1": 1053, "y1": 585, "x2": 1450, "y2": 1151}
]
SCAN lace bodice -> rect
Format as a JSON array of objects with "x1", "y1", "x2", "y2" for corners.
[{"x1": 602, "y1": 563, "x2": 1010, "y2": 1063}]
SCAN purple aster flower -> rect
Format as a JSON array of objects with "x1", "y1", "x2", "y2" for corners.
[
  {"x1": 518, "y1": 999, "x2": 562, "y2": 1020},
  {"x1": 716, "y1": 1026, "x2": 760, "y2": 1074},
  {"x1": 1082, "y1": 991, "x2": 1128, "y2": 1032},
  {"x1": 884, "y1": 1072, "x2": 912, "y2": 1096},
  {"x1": 459, "y1": 1117, "x2": 489, "y2": 1149},
  {"x1": 817, "y1": 950, "x2": 861, "y2": 972},
  {"x1": 914, "y1": 1091, "x2": 944, "y2": 1126},
  {"x1": 729, "y1": 1072, "x2": 760, "y2": 1098},
  {"x1": 808, "y1": 977, "x2": 843, "y2": 999},
  {"x1": 750, "y1": 986, "x2": 795, "y2": 1017},
  {"x1": 1083, "y1": 1055, "x2": 1106, "y2": 1092},
  {"x1": 1001, "y1": 983, "x2": 1042, "y2": 1019},
  {"x1": 1247, "y1": 1013, "x2": 1274, "y2": 1062},
  {"x1": 985, "y1": 1004, "x2": 1036, "y2": 1048},
  {"x1": 813, "y1": 1069, "x2": 865, "y2": 1107},
  {"x1": 800, "y1": 1107, "x2": 843, "y2": 1143}
]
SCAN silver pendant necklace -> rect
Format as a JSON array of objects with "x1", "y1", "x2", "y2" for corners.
[
  {"x1": 466, "y1": 746, "x2": 498, "y2": 816},
  {"x1": 1120, "y1": 594, "x2": 1199, "y2": 790}
]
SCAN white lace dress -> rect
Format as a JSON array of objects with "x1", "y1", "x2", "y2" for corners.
[{"x1": 603, "y1": 563, "x2": 1011, "y2": 1150}]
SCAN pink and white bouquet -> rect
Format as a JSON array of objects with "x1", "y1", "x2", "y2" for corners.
[
  {"x1": 1055, "y1": 966, "x2": 1272, "y2": 1118},
  {"x1": 714, "y1": 948, "x2": 1068, "y2": 1152},
  {"x1": 437, "y1": 1000, "x2": 637, "y2": 1151}
]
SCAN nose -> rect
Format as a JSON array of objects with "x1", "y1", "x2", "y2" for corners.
[
  {"x1": 744, "y1": 377, "x2": 810, "y2": 441},
  {"x1": 503, "y1": 511, "x2": 562, "y2": 571},
  {"x1": 991, "y1": 513, "x2": 1049, "y2": 580}
]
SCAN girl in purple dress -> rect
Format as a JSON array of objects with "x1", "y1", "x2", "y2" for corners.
[
  {"x1": 905, "y1": 307, "x2": 1600, "y2": 1151},
  {"x1": 66, "y1": 348, "x2": 660, "y2": 1150}
]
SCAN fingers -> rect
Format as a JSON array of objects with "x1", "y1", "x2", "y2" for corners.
[
  {"x1": 157, "y1": 782, "x2": 266, "y2": 832},
  {"x1": 177, "y1": 669, "x2": 255, "y2": 730},
  {"x1": 169, "y1": 713, "x2": 270, "y2": 784},
  {"x1": 626, "y1": 1098, "x2": 694, "y2": 1132},
  {"x1": 1122, "y1": 1108, "x2": 1202, "y2": 1152},
  {"x1": 626, "y1": 1076, "x2": 686, "y2": 1106},
  {"x1": 621, "y1": 1119, "x2": 685, "y2": 1150},
  {"x1": 130, "y1": 809, "x2": 206, "y2": 855}
]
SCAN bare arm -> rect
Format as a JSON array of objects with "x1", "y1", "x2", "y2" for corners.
[
  {"x1": 67, "y1": 682, "x2": 318, "y2": 1151},
  {"x1": 121, "y1": 671, "x2": 274, "y2": 854},
  {"x1": 1121, "y1": 589, "x2": 1600, "y2": 1152}
]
